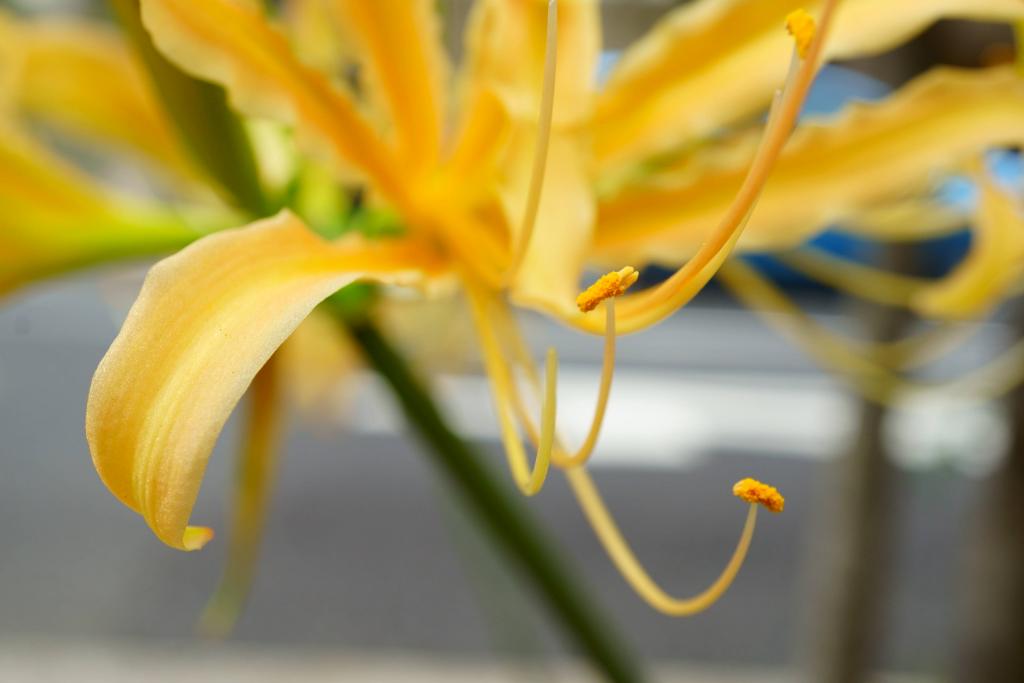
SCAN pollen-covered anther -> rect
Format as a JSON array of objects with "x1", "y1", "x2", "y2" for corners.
[
  {"x1": 577, "y1": 267, "x2": 639, "y2": 313},
  {"x1": 732, "y1": 478, "x2": 785, "y2": 513},
  {"x1": 785, "y1": 9, "x2": 816, "y2": 60}
]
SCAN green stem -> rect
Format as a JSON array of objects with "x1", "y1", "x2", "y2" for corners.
[{"x1": 347, "y1": 319, "x2": 644, "y2": 683}]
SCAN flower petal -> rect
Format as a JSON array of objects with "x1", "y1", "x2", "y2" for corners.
[
  {"x1": 442, "y1": 87, "x2": 513, "y2": 203},
  {"x1": 913, "y1": 171, "x2": 1024, "y2": 319},
  {"x1": 280, "y1": 0, "x2": 352, "y2": 76},
  {"x1": 594, "y1": 67, "x2": 1024, "y2": 266},
  {"x1": 594, "y1": 0, "x2": 1024, "y2": 173},
  {"x1": 461, "y1": 0, "x2": 601, "y2": 127},
  {"x1": 504, "y1": 131, "x2": 595, "y2": 315},
  {"x1": 330, "y1": 0, "x2": 449, "y2": 173},
  {"x1": 0, "y1": 11, "x2": 194, "y2": 181},
  {"x1": 86, "y1": 211, "x2": 444, "y2": 550},
  {"x1": 139, "y1": 0, "x2": 408, "y2": 205}
]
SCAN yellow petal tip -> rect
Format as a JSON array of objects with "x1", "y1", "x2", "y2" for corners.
[
  {"x1": 732, "y1": 478, "x2": 785, "y2": 513},
  {"x1": 576, "y1": 267, "x2": 639, "y2": 313},
  {"x1": 785, "y1": 9, "x2": 816, "y2": 60},
  {"x1": 183, "y1": 526, "x2": 215, "y2": 551}
]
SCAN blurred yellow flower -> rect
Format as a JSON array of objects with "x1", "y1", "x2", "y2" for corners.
[
  {"x1": 81, "y1": 0, "x2": 847, "y2": 621},
  {"x1": 4, "y1": 0, "x2": 1024, "y2": 624}
]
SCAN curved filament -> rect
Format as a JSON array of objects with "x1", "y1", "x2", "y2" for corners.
[
  {"x1": 469, "y1": 283, "x2": 552, "y2": 495},
  {"x1": 199, "y1": 353, "x2": 282, "y2": 637},
  {"x1": 487, "y1": 298, "x2": 766, "y2": 615},
  {"x1": 775, "y1": 246, "x2": 929, "y2": 308},
  {"x1": 567, "y1": 467, "x2": 758, "y2": 616},
  {"x1": 870, "y1": 321, "x2": 980, "y2": 371},
  {"x1": 508, "y1": 301, "x2": 619, "y2": 469},
  {"x1": 719, "y1": 259, "x2": 1024, "y2": 405},
  {"x1": 469, "y1": 279, "x2": 622, "y2": 492},
  {"x1": 504, "y1": 0, "x2": 559, "y2": 285},
  {"x1": 765, "y1": 249, "x2": 978, "y2": 369},
  {"x1": 569, "y1": 0, "x2": 841, "y2": 335}
]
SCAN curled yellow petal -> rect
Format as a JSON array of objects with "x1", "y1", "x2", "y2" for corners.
[
  {"x1": 139, "y1": 0, "x2": 408, "y2": 206},
  {"x1": 594, "y1": 0, "x2": 1024, "y2": 173},
  {"x1": 86, "y1": 211, "x2": 444, "y2": 550},
  {"x1": 596, "y1": 67, "x2": 1024, "y2": 266},
  {"x1": 913, "y1": 166, "x2": 1024, "y2": 319}
]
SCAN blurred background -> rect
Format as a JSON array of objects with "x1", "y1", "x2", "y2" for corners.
[{"x1": 1, "y1": 0, "x2": 1021, "y2": 681}]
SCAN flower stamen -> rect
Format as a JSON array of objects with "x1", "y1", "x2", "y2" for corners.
[
  {"x1": 501, "y1": 272, "x2": 631, "y2": 469},
  {"x1": 566, "y1": 468, "x2": 763, "y2": 616},
  {"x1": 469, "y1": 268, "x2": 634, "y2": 493},
  {"x1": 732, "y1": 478, "x2": 785, "y2": 513},
  {"x1": 576, "y1": 266, "x2": 639, "y2": 313},
  {"x1": 565, "y1": 0, "x2": 841, "y2": 336},
  {"x1": 481, "y1": 303, "x2": 771, "y2": 615},
  {"x1": 468, "y1": 283, "x2": 552, "y2": 495},
  {"x1": 504, "y1": 0, "x2": 558, "y2": 285}
]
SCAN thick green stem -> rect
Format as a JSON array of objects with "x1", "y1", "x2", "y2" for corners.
[{"x1": 347, "y1": 319, "x2": 644, "y2": 683}]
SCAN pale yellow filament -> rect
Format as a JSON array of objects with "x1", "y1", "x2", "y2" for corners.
[
  {"x1": 775, "y1": 247, "x2": 929, "y2": 308},
  {"x1": 870, "y1": 322, "x2": 980, "y2": 371},
  {"x1": 469, "y1": 283, "x2": 551, "y2": 495},
  {"x1": 468, "y1": 283, "x2": 621, "y2": 493},
  {"x1": 719, "y1": 259, "x2": 1024, "y2": 406},
  {"x1": 567, "y1": 0, "x2": 841, "y2": 335},
  {"x1": 497, "y1": 300, "x2": 620, "y2": 470},
  {"x1": 199, "y1": 354, "x2": 282, "y2": 637},
  {"x1": 568, "y1": 467, "x2": 759, "y2": 616},
  {"x1": 1015, "y1": 21, "x2": 1024, "y2": 73},
  {"x1": 773, "y1": 247, "x2": 982, "y2": 367},
  {"x1": 489, "y1": 302, "x2": 766, "y2": 616},
  {"x1": 563, "y1": 301, "x2": 617, "y2": 467},
  {"x1": 504, "y1": 0, "x2": 559, "y2": 285}
]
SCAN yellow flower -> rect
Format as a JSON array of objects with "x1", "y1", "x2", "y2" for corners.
[{"x1": 69, "y1": 0, "x2": 1024, "y2": 622}]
